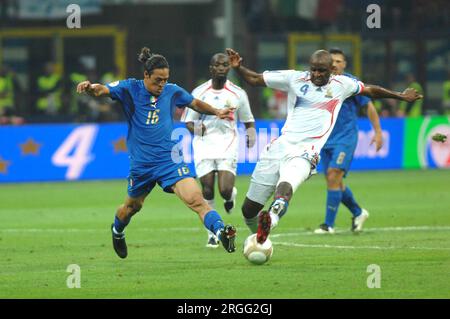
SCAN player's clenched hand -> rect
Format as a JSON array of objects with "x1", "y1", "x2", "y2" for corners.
[
  {"x1": 370, "y1": 131, "x2": 383, "y2": 152},
  {"x1": 77, "y1": 81, "x2": 92, "y2": 94},
  {"x1": 401, "y1": 88, "x2": 423, "y2": 102},
  {"x1": 226, "y1": 48, "x2": 242, "y2": 68}
]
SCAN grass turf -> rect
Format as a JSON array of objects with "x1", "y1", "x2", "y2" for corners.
[{"x1": 0, "y1": 169, "x2": 449, "y2": 298}]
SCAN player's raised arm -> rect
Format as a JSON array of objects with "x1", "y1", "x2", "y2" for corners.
[
  {"x1": 77, "y1": 80, "x2": 110, "y2": 97},
  {"x1": 189, "y1": 98, "x2": 234, "y2": 120},
  {"x1": 226, "y1": 48, "x2": 266, "y2": 87},
  {"x1": 361, "y1": 85, "x2": 423, "y2": 102}
]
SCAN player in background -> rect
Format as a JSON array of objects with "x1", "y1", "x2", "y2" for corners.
[
  {"x1": 226, "y1": 48, "x2": 422, "y2": 244},
  {"x1": 182, "y1": 53, "x2": 256, "y2": 248},
  {"x1": 314, "y1": 48, "x2": 383, "y2": 234},
  {"x1": 77, "y1": 47, "x2": 237, "y2": 258}
]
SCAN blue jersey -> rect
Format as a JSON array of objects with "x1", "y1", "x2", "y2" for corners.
[
  {"x1": 324, "y1": 73, "x2": 370, "y2": 147},
  {"x1": 107, "y1": 79, "x2": 194, "y2": 165}
]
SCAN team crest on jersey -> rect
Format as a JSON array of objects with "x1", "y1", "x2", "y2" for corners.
[
  {"x1": 150, "y1": 96, "x2": 157, "y2": 108},
  {"x1": 325, "y1": 88, "x2": 333, "y2": 98}
]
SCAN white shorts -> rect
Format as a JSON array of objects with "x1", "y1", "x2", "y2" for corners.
[
  {"x1": 246, "y1": 137, "x2": 318, "y2": 205},
  {"x1": 195, "y1": 158, "x2": 237, "y2": 178}
]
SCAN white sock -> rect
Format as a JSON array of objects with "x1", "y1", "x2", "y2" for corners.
[
  {"x1": 207, "y1": 229, "x2": 216, "y2": 238},
  {"x1": 112, "y1": 226, "x2": 124, "y2": 236}
]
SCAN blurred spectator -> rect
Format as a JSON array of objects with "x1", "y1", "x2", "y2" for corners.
[
  {"x1": 243, "y1": 0, "x2": 281, "y2": 33},
  {"x1": 443, "y1": 71, "x2": 450, "y2": 115},
  {"x1": 0, "y1": 65, "x2": 24, "y2": 125},
  {"x1": 97, "y1": 67, "x2": 122, "y2": 122},
  {"x1": 36, "y1": 62, "x2": 63, "y2": 116},
  {"x1": 74, "y1": 68, "x2": 103, "y2": 122},
  {"x1": 396, "y1": 73, "x2": 424, "y2": 117},
  {"x1": 68, "y1": 67, "x2": 88, "y2": 117}
]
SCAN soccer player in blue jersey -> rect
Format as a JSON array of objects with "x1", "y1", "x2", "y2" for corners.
[
  {"x1": 314, "y1": 48, "x2": 383, "y2": 234},
  {"x1": 77, "y1": 47, "x2": 237, "y2": 258}
]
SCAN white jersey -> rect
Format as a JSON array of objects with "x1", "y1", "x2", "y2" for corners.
[
  {"x1": 181, "y1": 79, "x2": 254, "y2": 161},
  {"x1": 263, "y1": 70, "x2": 364, "y2": 150}
]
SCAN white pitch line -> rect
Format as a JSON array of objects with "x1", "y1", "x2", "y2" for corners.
[
  {"x1": 270, "y1": 225, "x2": 450, "y2": 238},
  {"x1": 1, "y1": 225, "x2": 450, "y2": 234},
  {"x1": 273, "y1": 241, "x2": 450, "y2": 251}
]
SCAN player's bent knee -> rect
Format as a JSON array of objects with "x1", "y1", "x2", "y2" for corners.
[
  {"x1": 327, "y1": 168, "x2": 344, "y2": 187},
  {"x1": 202, "y1": 187, "x2": 214, "y2": 200},
  {"x1": 219, "y1": 188, "x2": 233, "y2": 200},
  {"x1": 242, "y1": 198, "x2": 263, "y2": 219}
]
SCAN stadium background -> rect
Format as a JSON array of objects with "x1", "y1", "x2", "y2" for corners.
[
  {"x1": 0, "y1": 0, "x2": 449, "y2": 181},
  {"x1": 0, "y1": 0, "x2": 449, "y2": 300}
]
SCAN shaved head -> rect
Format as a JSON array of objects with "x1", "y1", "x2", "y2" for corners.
[
  {"x1": 210, "y1": 53, "x2": 228, "y2": 66},
  {"x1": 309, "y1": 50, "x2": 333, "y2": 86},
  {"x1": 310, "y1": 50, "x2": 333, "y2": 66}
]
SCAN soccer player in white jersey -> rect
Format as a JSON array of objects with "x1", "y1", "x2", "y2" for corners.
[
  {"x1": 226, "y1": 48, "x2": 423, "y2": 244},
  {"x1": 182, "y1": 53, "x2": 256, "y2": 248}
]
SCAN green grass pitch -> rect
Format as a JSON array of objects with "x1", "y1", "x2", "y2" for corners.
[{"x1": 1, "y1": 169, "x2": 449, "y2": 298}]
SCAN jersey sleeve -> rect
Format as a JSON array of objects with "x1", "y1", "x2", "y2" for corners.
[
  {"x1": 339, "y1": 75, "x2": 365, "y2": 100},
  {"x1": 174, "y1": 85, "x2": 194, "y2": 108},
  {"x1": 263, "y1": 70, "x2": 296, "y2": 92},
  {"x1": 237, "y1": 90, "x2": 255, "y2": 123},
  {"x1": 106, "y1": 79, "x2": 130, "y2": 101}
]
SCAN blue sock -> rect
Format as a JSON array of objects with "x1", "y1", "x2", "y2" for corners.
[
  {"x1": 203, "y1": 210, "x2": 224, "y2": 235},
  {"x1": 324, "y1": 190, "x2": 342, "y2": 227},
  {"x1": 341, "y1": 186, "x2": 362, "y2": 217},
  {"x1": 114, "y1": 215, "x2": 130, "y2": 234}
]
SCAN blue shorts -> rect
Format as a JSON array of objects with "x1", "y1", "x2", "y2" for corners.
[
  {"x1": 127, "y1": 160, "x2": 196, "y2": 198},
  {"x1": 320, "y1": 143, "x2": 357, "y2": 177}
]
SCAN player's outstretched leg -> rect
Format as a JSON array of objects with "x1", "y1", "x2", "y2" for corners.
[{"x1": 174, "y1": 177, "x2": 236, "y2": 253}]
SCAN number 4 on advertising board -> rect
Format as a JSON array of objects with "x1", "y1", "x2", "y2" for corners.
[{"x1": 51, "y1": 125, "x2": 98, "y2": 180}]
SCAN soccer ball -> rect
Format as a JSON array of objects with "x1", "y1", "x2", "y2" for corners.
[{"x1": 243, "y1": 234, "x2": 273, "y2": 265}]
